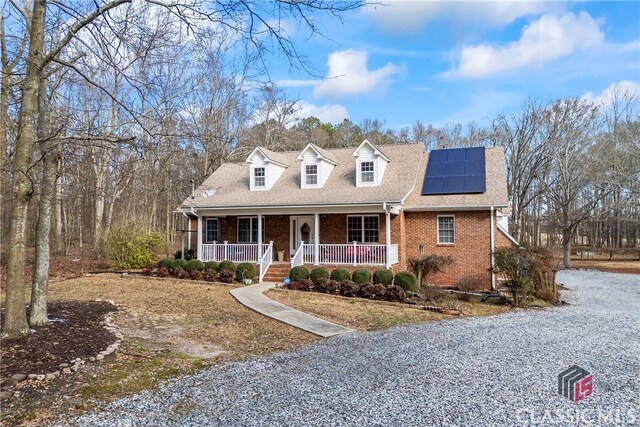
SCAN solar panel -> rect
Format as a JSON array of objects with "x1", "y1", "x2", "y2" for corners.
[{"x1": 421, "y1": 147, "x2": 486, "y2": 195}]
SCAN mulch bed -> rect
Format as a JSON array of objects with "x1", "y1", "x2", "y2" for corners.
[{"x1": 1, "y1": 301, "x2": 117, "y2": 377}]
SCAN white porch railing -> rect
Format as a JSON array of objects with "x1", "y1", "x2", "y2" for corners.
[
  {"x1": 301, "y1": 242, "x2": 399, "y2": 266},
  {"x1": 258, "y1": 242, "x2": 273, "y2": 282},
  {"x1": 291, "y1": 241, "x2": 304, "y2": 267},
  {"x1": 200, "y1": 241, "x2": 271, "y2": 263}
]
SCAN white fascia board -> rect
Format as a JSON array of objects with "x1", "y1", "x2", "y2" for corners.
[{"x1": 403, "y1": 204, "x2": 509, "y2": 211}]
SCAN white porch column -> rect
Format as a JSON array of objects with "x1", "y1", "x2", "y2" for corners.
[
  {"x1": 385, "y1": 208, "x2": 392, "y2": 269},
  {"x1": 196, "y1": 215, "x2": 202, "y2": 260},
  {"x1": 257, "y1": 214, "x2": 263, "y2": 261},
  {"x1": 314, "y1": 213, "x2": 320, "y2": 265},
  {"x1": 187, "y1": 215, "x2": 191, "y2": 251}
]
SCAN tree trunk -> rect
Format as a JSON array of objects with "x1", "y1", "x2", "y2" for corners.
[
  {"x1": 30, "y1": 77, "x2": 56, "y2": 326},
  {"x1": 4, "y1": 0, "x2": 47, "y2": 338},
  {"x1": 562, "y1": 226, "x2": 572, "y2": 268}
]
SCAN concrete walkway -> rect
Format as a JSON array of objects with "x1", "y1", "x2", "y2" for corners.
[{"x1": 230, "y1": 283, "x2": 354, "y2": 338}]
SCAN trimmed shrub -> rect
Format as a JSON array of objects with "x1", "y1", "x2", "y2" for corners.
[
  {"x1": 373, "y1": 269, "x2": 394, "y2": 286},
  {"x1": 330, "y1": 268, "x2": 350, "y2": 282},
  {"x1": 394, "y1": 271, "x2": 418, "y2": 292},
  {"x1": 352, "y1": 269, "x2": 372, "y2": 285},
  {"x1": 158, "y1": 258, "x2": 174, "y2": 270},
  {"x1": 339, "y1": 280, "x2": 359, "y2": 297},
  {"x1": 102, "y1": 225, "x2": 164, "y2": 269},
  {"x1": 156, "y1": 267, "x2": 169, "y2": 278},
  {"x1": 316, "y1": 279, "x2": 340, "y2": 294},
  {"x1": 190, "y1": 270, "x2": 204, "y2": 281},
  {"x1": 287, "y1": 281, "x2": 301, "y2": 291},
  {"x1": 174, "y1": 248, "x2": 196, "y2": 261},
  {"x1": 299, "y1": 279, "x2": 315, "y2": 292},
  {"x1": 385, "y1": 285, "x2": 406, "y2": 303},
  {"x1": 236, "y1": 263, "x2": 256, "y2": 280},
  {"x1": 204, "y1": 261, "x2": 219, "y2": 272},
  {"x1": 173, "y1": 267, "x2": 187, "y2": 279},
  {"x1": 310, "y1": 267, "x2": 329, "y2": 285},
  {"x1": 174, "y1": 259, "x2": 189, "y2": 271},
  {"x1": 504, "y1": 278, "x2": 532, "y2": 307},
  {"x1": 218, "y1": 260, "x2": 236, "y2": 274},
  {"x1": 359, "y1": 283, "x2": 386, "y2": 300},
  {"x1": 185, "y1": 259, "x2": 204, "y2": 272},
  {"x1": 218, "y1": 269, "x2": 235, "y2": 283},
  {"x1": 290, "y1": 266, "x2": 310, "y2": 281},
  {"x1": 203, "y1": 271, "x2": 218, "y2": 282}
]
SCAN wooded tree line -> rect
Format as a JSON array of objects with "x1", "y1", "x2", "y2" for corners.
[{"x1": 1, "y1": 1, "x2": 638, "y2": 338}]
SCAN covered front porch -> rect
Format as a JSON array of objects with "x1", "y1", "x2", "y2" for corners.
[{"x1": 189, "y1": 209, "x2": 400, "y2": 280}]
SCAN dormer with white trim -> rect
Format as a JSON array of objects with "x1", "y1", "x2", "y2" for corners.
[
  {"x1": 245, "y1": 147, "x2": 289, "y2": 191},
  {"x1": 352, "y1": 139, "x2": 390, "y2": 187},
  {"x1": 297, "y1": 143, "x2": 337, "y2": 189}
]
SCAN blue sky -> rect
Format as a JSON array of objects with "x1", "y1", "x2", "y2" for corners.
[{"x1": 266, "y1": 1, "x2": 640, "y2": 129}]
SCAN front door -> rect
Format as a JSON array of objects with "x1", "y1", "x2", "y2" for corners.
[{"x1": 290, "y1": 216, "x2": 315, "y2": 256}]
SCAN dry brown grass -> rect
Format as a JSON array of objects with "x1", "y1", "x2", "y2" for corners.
[
  {"x1": 266, "y1": 289, "x2": 510, "y2": 331},
  {"x1": 570, "y1": 260, "x2": 640, "y2": 275},
  {"x1": 48, "y1": 274, "x2": 316, "y2": 359}
]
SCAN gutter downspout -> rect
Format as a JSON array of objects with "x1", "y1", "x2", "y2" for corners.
[
  {"x1": 490, "y1": 206, "x2": 496, "y2": 291},
  {"x1": 182, "y1": 212, "x2": 191, "y2": 252}
]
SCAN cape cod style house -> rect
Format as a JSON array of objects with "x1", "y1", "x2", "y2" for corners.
[{"x1": 175, "y1": 140, "x2": 516, "y2": 289}]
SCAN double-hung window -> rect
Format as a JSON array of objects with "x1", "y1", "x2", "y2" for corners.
[
  {"x1": 305, "y1": 164, "x2": 318, "y2": 185},
  {"x1": 238, "y1": 217, "x2": 266, "y2": 243},
  {"x1": 205, "y1": 218, "x2": 218, "y2": 243},
  {"x1": 347, "y1": 215, "x2": 379, "y2": 243},
  {"x1": 253, "y1": 167, "x2": 265, "y2": 188},
  {"x1": 437, "y1": 215, "x2": 455, "y2": 244},
  {"x1": 360, "y1": 161, "x2": 375, "y2": 183}
]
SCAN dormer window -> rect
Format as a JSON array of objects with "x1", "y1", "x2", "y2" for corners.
[
  {"x1": 254, "y1": 167, "x2": 265, "y2": 187},
  {"x1": 361, "y1": 161, "x2": 374, "y2": 183},
  {"x1": 305, "y1": 165, "x2": 318, "y2": 185}
]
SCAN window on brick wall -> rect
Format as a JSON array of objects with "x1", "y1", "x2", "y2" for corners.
[
  {"x1": 238, "y1": 217, "x2": 265, "y2": 243},
  {"x1": 347, "y1": 215, "x2": 379, "y2": 243},
  {"x1": 437, "y1": 215, "x2": 455, "y2": 244},
  {"x1": 205, "y1": 218, "x2": 218, "y2": 243}
]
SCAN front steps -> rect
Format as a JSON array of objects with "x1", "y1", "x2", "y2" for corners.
[{"x1": 262, "y1": 262, "x2": 291, "y2": 282}]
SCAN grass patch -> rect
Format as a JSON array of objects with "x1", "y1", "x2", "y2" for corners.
[
  {"x1": 570, "y1": 260, "x2": 640, "y2": 275},
  {"x1": 267, "y1": 289, "x2": 511, "y2": 331}
]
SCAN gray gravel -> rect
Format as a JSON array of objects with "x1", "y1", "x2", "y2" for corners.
[{"x1": 57, "y1": 270, "x2": 639, "y2": 426}]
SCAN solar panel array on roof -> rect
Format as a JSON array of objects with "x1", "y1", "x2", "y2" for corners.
[{"x1": 421, "y1": 147, "x2": 486, "y2": 195}]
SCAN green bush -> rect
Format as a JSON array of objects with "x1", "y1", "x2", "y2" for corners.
[
  {"x1": 158, "y1": 258, "x2": 174, "y2": 270},
  {"x1": 351, "y1": 269, "x2": 371, "y2": 285},
  {"x1": 174, "y1": 248, "x2": 196, "y2": 261},
  {"x1": 103, "y1": 225, "x2": 164, "y2": 269},
  {"x1": 185, "y1": 259, "x2": 204, "y2": 272},
  {"x1": 373, "y1": 269, "x2": 394, "y2": 286},
  {"x1": 236, "y1": 262, "x2": 256, "y2": 280},
  {"x1": 394, "y1": 271, "x2": 418, "y2": 293},
  {"x1": 218, "y1": 260, "x2": 236, "y2": 273},
  {"x1": 310, "y1": 267, "x2": 329, "y2": 284},
  {"x1": 330, "y1": 268, "x2": 350, "y2": 282},
  {"x1": 174, "y1": 259, "x2": 189, "y2": 270},
  {"x1": 289, "y1": 266, "x2": 310, "y2": 281},
  {"x1": 204, "y1": 261, "x2": 219, "y2": 272}
]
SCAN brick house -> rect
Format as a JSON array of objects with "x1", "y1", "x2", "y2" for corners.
[{"x1": 176, "y1": 140, "x2": 516, "y2": 289}]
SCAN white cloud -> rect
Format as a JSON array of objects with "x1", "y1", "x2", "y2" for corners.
[
  {"x1": 364, "y1": 0, "x2": 565, "y2": 34},
  {"x1": 581, "y1": 80, "x2": 640, "y2": 107},
  {"x1": 294, "y1": 101, "x2": 349, "y2": 124},
  {"x1": 449, "y1": 12, "x2": 604, "y2": 78},
  {"x1": 314, "y1": 49, "x2": 404, "y2": 98},
  {"x1": 275, "y1": 79, "x2": 319, "y2": 88}
]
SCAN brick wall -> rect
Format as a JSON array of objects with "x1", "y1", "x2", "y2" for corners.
[
  {"x1": 495, "y1": 226, "x2": 516, "y2": 248},
  {"x1": 403, "y1": 210, "x2": 494, "y2": 289}
]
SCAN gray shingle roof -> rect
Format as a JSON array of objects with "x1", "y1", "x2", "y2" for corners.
[
  {"x1": 178, "y1": 144, "x2": 509, "y2": 210},
  {"x1": 180, "y1": 144, "x2": 424, "y2": 209}
]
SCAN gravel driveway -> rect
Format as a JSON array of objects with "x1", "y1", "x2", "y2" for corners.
[{"x1": 60, "y1": 270, "x2": 639, "y2": 426}]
